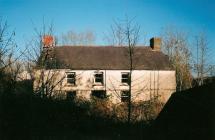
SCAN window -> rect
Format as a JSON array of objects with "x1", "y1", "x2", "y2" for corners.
[
  {"x1": 91, "y1": 90, "x2": 106, "y2": 99},
  {"x1": 121, "y1": 72, "x2": 129, "y2": 84},
  {"x1": 66, "y1": 91, "x2": 76, "y2": 100},
  {"x1": 67, "y1": 72, "x2": 76, "y2": 85},
  {"x1": 94, "y1": 72, "x2": 103, "y2": 84},
  {"x1": 121, "y1": 91, "x2": 129, "y2": 102}
]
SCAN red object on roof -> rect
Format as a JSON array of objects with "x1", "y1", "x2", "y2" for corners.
[{"x1": 42, "y1": 35, "x2": 54, "y2": 47}]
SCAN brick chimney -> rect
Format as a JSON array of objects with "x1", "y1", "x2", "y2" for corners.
[
  {"x1": 150, "y1": 37, "x2": 161, "y2": 51},
  {"x1": 42, "y1": 35, "x2": 55, "y2": 60},
  {"x1": 42, "y1": 35, "x2": 54, "y2": 48}
]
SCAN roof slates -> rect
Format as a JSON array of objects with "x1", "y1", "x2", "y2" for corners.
[{"x1": 53, "y1": 46, "x2": 172, "y2": 70}]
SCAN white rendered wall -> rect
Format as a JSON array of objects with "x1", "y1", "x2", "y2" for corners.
[{"x1": 34, "y1": 69, "x2": 176, "y2": 103}]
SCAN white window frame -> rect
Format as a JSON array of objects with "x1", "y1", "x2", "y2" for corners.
[
  {"x1": 66, "y1": 72, "x2": 76, "y2": 85},
  {"x1": 94, "y1": 72, "x2": 103, "y2": 85},
  {"x1": 121, "y1": 72, "x2": 129, "y2": 84}
]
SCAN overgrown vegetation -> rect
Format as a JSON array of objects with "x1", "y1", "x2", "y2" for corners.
[{"x1": 0, "y1": 80, "x2": 154, "y2": 139}]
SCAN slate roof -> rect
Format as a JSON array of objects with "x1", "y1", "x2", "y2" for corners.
[{"x1": 52, "y1": 46, "x2": 173, "y2": 70}]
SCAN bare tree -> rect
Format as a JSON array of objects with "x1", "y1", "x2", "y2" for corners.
[
  {"x1": 23, "y1": 21, "x2": 66, "y2": 98},
  {"x1": 193, "y1": 32, "x2": 213, "y2": 86},
  {"x1": 104, "y1": 20, "x2": 125, "y2": 46},
  {"x1": 106, "y1": 17, "x2": 140, "y2": 124},
  {"x1": 24, "y1": 21, "x2": 55, "y2": 69},
  {"x1": 60, "y1": 30, "x2": 95, "y2": 46},
  {"x1": 0, "y1": 19, "x2": 17, "y2": 71},
  {"x1": 161, "y1": 27, "x2": 192, "y2": 91},
  {"x1": 0, "y1": 18, "x2": 25, "y2": 94},
  {"x1": 209, "y1": 65, "x2": 215, "y2": 77},
  {"x1": 107, "y1": 71, "x2": 163, "y2": 122}
]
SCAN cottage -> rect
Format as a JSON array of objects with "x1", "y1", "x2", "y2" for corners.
[{"x1": 34, "y1": 37, "x2": 176, "y2": 104}]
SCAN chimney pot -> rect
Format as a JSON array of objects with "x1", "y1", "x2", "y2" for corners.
[{"x1": 150, "y1": 37, "x2": 161, "y2": 51}]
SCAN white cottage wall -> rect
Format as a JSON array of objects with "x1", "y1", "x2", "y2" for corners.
[{"x1": 34, "y1": 69, "x2": 176, "y2": 104}]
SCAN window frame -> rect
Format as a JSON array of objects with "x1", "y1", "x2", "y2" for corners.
[
  {"x1": 66, "y1": 91, "x2": 76, "y2": 100},
  {"x1": 94, "y1": 72, "x2": 104, "y2": 84},
  {"x1": 91, "y1": 90, "x2": 107, "y2": 99},
  {"x1": 121, "y1": 90, "x2": 129, "y2": 102},
  {"x1": 66, "y1": 72, "x2": 76, "y2": 85},
  {"x1": 121, "y1": 72, "x2": 129, "y2": 84}
]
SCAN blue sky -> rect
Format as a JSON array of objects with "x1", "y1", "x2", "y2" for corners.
[{"x1": 0, "y1": 0, "x2": 215, "y2": 50}]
